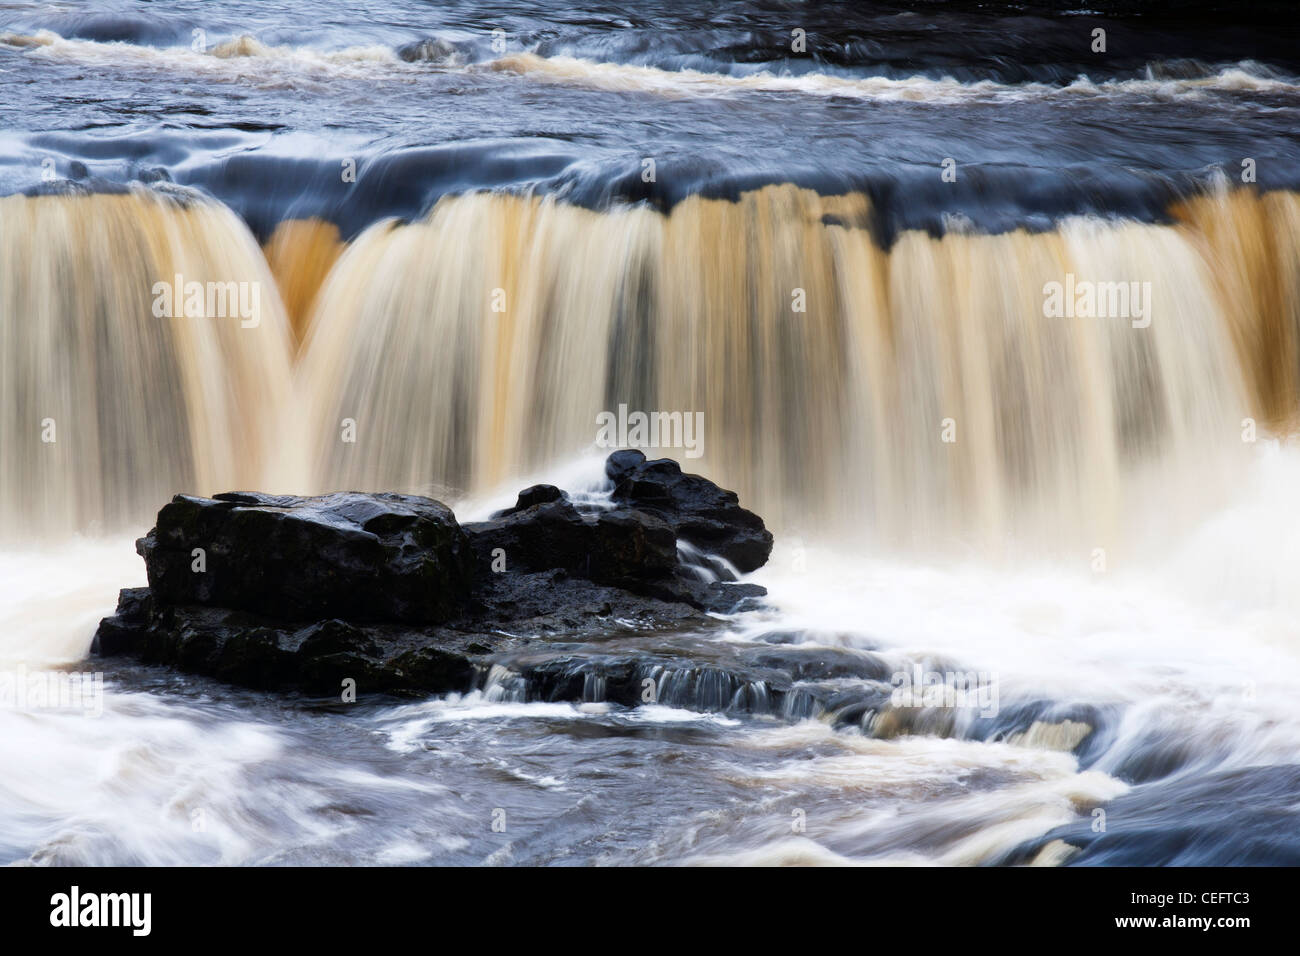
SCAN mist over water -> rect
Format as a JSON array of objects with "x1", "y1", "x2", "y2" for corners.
[{"x1": 2, "y1": 0, "x2": 1300, "y2": 866}]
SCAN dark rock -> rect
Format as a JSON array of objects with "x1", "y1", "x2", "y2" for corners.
[
  {"x1": 607, "y1": 454, "x2": 773, "y2": 573},
  {"x1": 481, "y1": 624, "x2": 805, "y2": 715},
  {"x1": 746, "y1": 645, "x2": 893, "y2": 682},
  {"x1": 467, "y1": 453, "x2": 773, "y2": 607},
  {"x1": 212, "y1": 628, "x2": 294, "y2": 689},
  {"x1": 491, "y1": 484, "x2": 567, "y2": 518},
  {"x1": 504, "y1": 654, "x2": 793, "y2": 714},
  {"x1": 94, "y1": 453, "x2": 780, "y2": 704},
  {"x1": 604, "y1": 449, "x2": 647, "y2": 483},
  {"x1": 462, "y1": 566, "x2": 707, "y2": 631},
  {"x1": 137, "y1": 491, "x2": 473, "y2": 625},
  {"x1": 295, "y1": 619, "x2": 382, "y2": 659},
  {"x1": 387, "y1": 646, "x2": 478, "y2": 694},
  {"x1": 89, "y1": 587, "x2": 152, "y2": 656},
  {"x1": 93, "y1": 597, "x2": 510, "y2": 698},
  {"x1": 465, "y1": 499, "x2": 678, "y2": 588},
  {"x1": 464, "y1": 501, "x2": 768, "y2": 613}
]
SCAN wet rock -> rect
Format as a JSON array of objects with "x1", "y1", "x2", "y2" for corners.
[
  {"x1": 396, "y1": 37, "x2": 463, "y2": 65},
  {"x1": 95, "y1": 453, "x2": 780, "y2": 702},
  {"x1": 491, "y1": 484, "x2": 567, "y2": 518},
  {"x1": 465, "y1": 461, "x2": 772, "y2": 611},
  {"x1": 95, "y1": 597, "x2": 505, "y2": 696},
  {"x1": 744, "y1": 645, "x2": 893, "y2": 682},
  {"x1": 465, "y1": 498, "x2": 679, "y2": 588},
  {"x1": 605, "y1": 450, "x2": 773, "y2": 573},
  {"x1": 483, "y1": 630, "x2": 808, "y2": 716},
  {"x1": 604, "y1": 449, "x2": 647, "y2": 484},
  {"x1": 89, "y1": 587, "x2": 152, "y2": 656},
  {"x1": 463, "y1": 566, "x2": 707, "y2": 632},
  {"x1": 1002, "y1": 764, "x2": 1300, "y2": 867},
  {"x1": 138, "y1": 491, "x2": 473, "y2": 625}
]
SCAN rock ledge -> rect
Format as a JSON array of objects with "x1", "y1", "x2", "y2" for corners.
[{"x1": 94, "y1": 453, "x2": 774, "y2": 698}]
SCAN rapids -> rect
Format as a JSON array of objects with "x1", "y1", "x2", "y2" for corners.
[{"x1": 3, "y1": 0, "x2": 1299, "y2": 866}]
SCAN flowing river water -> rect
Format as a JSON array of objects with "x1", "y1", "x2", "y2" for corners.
[{"x1": 2, "y1": 0, "x2": 1300, "y2": 865}]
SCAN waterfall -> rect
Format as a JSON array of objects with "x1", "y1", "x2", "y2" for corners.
[
  {"x1": 3, "y1": 182, "x2": 1297, "y2": 556},
  {"x1": 293, "y1": 185, "x2": 1293, "y2": 553},
  {"x1": 0, "y1": 187, "x2": 297, "y2": 537}
]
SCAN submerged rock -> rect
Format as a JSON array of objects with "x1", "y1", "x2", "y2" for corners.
[
  {"x1": 94, "y1": 453, "x2": 774, "y2": 699},
  {"x1": 396, "y1": 37, "x2": 464, "y2": 65}
]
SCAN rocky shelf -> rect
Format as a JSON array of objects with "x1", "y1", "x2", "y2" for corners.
[
  {"x1": 93, "y1": 451, "x2": 793, "y2": 701},
  {"x1": 93, "y1": 449, "x2": 1108, "y2": 746}
]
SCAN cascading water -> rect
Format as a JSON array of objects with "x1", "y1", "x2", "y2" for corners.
[
  {"x1": 4, "y1": 184, "x2": 1292, "y2": 555},
  {"x1": 3, "y1": 0, "x2": 1300, "y2": 868},
  {"x1": 295, "y1": 185, "x2": 1298, "y2": 555},
  {"x1": 0, "y1": 189, "x2": 297, "y2": 538}
]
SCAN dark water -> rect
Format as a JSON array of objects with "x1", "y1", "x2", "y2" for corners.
[
  {"x1": 4, "y1": 2, "x2": 1300, "y2": 867},
  {"x1": 5, "y1": 518, "x2": 1300, "y2": 867},
  {"x1": 3, "y1": 1, "x2": 1299, "y2": 238}
]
